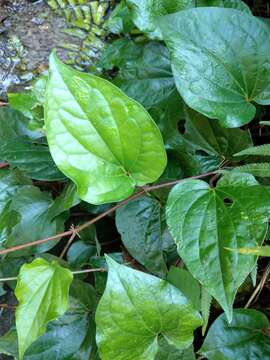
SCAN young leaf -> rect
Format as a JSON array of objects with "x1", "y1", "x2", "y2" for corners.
[
  {"x1": 95, "y1": 256, "x2": 202, "y2": 360},
  {"x1": 232, "y1": 163, "x2": 270, "y2": 177},
  {"x1": 234, "y1": 144, "x2": 270, "y2": 157},
  {"x1": 199, "y1": 309, "x2": 270, "y2": 359},
  {"x1": 15, "y1": 258, "x2": 73, "y2": 360},
  {"x1": 159, "y1": 8, "x2": 270, "y2": 128},
  {"x1": 226, "y1": 246, "x2": 270, "y2": 257},
  {"x1": 116, "y1": 196, "x2": 172, "y2": 277},
  {"x1": 45, "y1": 52, "x2": 167, "y2": 205},
  {"x1": 166, "y1": 173, "x2": 270, "y2": 321}
]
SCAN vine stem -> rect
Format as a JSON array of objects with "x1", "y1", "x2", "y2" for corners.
[
  {"x1": 0, "y1": 267, "x2": 107, "y2": 283},
  {"x1": 0, "y1": 171, "x2": 215, "y2": 256}
]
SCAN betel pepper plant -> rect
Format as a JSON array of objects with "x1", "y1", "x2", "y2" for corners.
[{"x1": 1, "y1": 0, "x2": 270, "y2": 359}]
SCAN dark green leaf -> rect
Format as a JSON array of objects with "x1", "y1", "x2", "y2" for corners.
[
  {"x1": 159, "y1": 8, "x2": 270, "y2": 127},
  {"x1": 45, "y1": 52, "x2": 167, "y2": 204},
  {"x1": 116, "y1": 196, "x2": 173, "y2": 276},
  {"x1": 200, "y1": 309, "x2": 270, "y2": 359},
  {"x1": 166, "y1": 173, "x2": 270, "y2": 320},
  {"x1": 1, "y1": 186, "x2": 67, "y2": 257},
  {"x1": 0, "y1": 137, "x2": 65, "y2": 181},
  {"x1": 15, "y1": 258, "x2": 73, "y2": 359},
  {"x1": 107, "y1": 1, "x2": 134, "y2": 34},
  {"x1": 96, "y1": 256, "x2": 202, "y2": 360},
  {"x1": 126, "y1": 0, "x2": 192, "y2": 39}
]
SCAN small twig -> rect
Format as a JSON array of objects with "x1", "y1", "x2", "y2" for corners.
[
  {"x1": 72, "y1": 268, "x2": 106, "y2": 275},
  {"x1": 0, "y1": 303, "x2": 16, "y2": 309},
  {"x1": 0, "y1": 162, "x2": 9, "y2": 169},
  {"x1": 59, "y1": 225, "x2": 77, "y2": 259},
  {"x1": 0, "y1": 267, "x2": 107, "y2": 283},
  {"x1": 245, "y1": 261, "x2": 270, "y2": 308},
  {"x1": 0, "y1": 171, "x2": 215, "y2": 256}
]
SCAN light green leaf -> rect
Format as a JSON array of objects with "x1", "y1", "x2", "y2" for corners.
[
  {"x1": 167, "y1": 266, "x2": 200, "y2": 310},
  {"x1": 116, "y1": 196, "x2": 173, "y2": 277},
  {"x1": 15, "y1": 258, "x2": 73, "y2": 360},
  {"x1": 226, "y1": 246, "x2": 270, "y2": 257},
  {"x1": 159, "y1": 8, "x2": 270, "y2": 127},
  {"x1": 199, "y1": 309, "x2": 270, "y2": 359},
  {"x1": 45, "y1": 52, "x2": 167, "y2": 205},
  {"x1": 96, "y1": 256, "x2": 202, "y2": 360},
  {"x1": 166, "y1": 173, "x2": 270, "y2": 320}
]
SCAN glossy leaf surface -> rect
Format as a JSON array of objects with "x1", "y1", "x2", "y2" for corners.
[
  {"x1": 15, "y1": 258, "x2": 73, "y2": 359},
  {"x1": 166, "y1": 173, "x2": 270, "y2": 320},
  {"x1": 45, "y1": 52, "x2": 167, "y2": 204},
  {"x1": 95, "y1": 256, "x2": 202, "y2": 360},
  {"x1": 159, "y1": 8, "x2": 270, "y2": 127},
  {"x1": 200, "y1": 309, "x2": 270, "y2": 359}
]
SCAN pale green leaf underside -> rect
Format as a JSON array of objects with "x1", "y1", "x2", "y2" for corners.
[
  {"x1": 159, "y1": 8, "x2": 270, "y2": 128},
  {"x1": 45, "y1": 52, "x2": 167, "y2": 204},
  {"x1": 15, "y1": 258, "x2": 73, "y2": 360},
  {"x1": 166, "y1": 173, "x2": 270, "y2": 321},
  {"x1": 95, "y1": 256, "x2": 202, "y2": 360}
]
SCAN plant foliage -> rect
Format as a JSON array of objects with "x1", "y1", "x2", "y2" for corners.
[{"x1": 1, "y1": 1, "x2": 270, "y2": 359}]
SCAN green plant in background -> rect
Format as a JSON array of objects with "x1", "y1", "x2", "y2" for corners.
[{"x1": 1, "y1": 0, "x2": 270, "y2": 359}]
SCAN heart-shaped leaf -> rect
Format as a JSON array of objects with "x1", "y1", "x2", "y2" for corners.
[
  {"x1": 199, "y1": 309, "x2": 270, "y2": 359},
  {"x1": 166, "y1": 173, "x2": 270, "y2": 320},
  {"x1": 95, "y1": 256, "x2": 202, "y2": 360},
  {"x1": 15, "y1": 258, "x2": 73, "y2": 360},
  {"x1": 45, "y1": 52, "x2": 167, "y2": 204},
  {"x1": 159, "y1": 8, "x2": 270, "y2": 127}
]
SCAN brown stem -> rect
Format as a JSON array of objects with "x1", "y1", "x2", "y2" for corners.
[
  {"x1": 0, "y1": 171, "x2": 215, "y2": 256},
  {"x1": 59, "y1": 225, "x2": 77, "y2": 259},
  {"x1": 245, "y1": 261, "x2": 270, "y2": 308},
  {"x1": 0, "y1": 162, "x2": 9, "y2": 169}
]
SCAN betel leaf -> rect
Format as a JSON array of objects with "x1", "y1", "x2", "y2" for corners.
[
  {"x1": 166, "y1": 173, "x2": 270, "y2": 321},
  {"x1": 95, "y1": 256, "x2": 202, "y2": 360},
  {"x1": 199, "y1": 309, "x2": 270, "y2": 359},
  {"x1": 0, "y1": 137, "x2": 65, "y2": 181},
  {"x1": 156, "y1": 338, "x2": 195, "y2": 360},
  {"x1": 126, "y1": 0, "x2": 250, "y2": 40},
  {"x1": 197, "y1": 0, "x2": 251, "y2": 13},
  {"x1": 107, "y1": 0, "x2": 134, "y2": 34},
  {"x1": 167, "y1": 266, "x2": 200, "y2": 310},
  {"x1": 1, "y1": 185, "x2": 67, "y2": 257},
  {"x1": 15, "y1": 258, "x2": 73, "y2": 360},
  {"x1": 159, "y1": 8, "x2": 270, "y2": 128},
  {"x1": 112, "y1": 40, "x2": 175, "y2": 109},
  {"x1": 126, "y1": 0, "x2": 192, "y2": 40},
  {"x1": 45, "y1": 52, "x2": 167, "y2": 205},
  {"x1": 116, "y1": 196, "x2": 172, "y2": 277}
]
